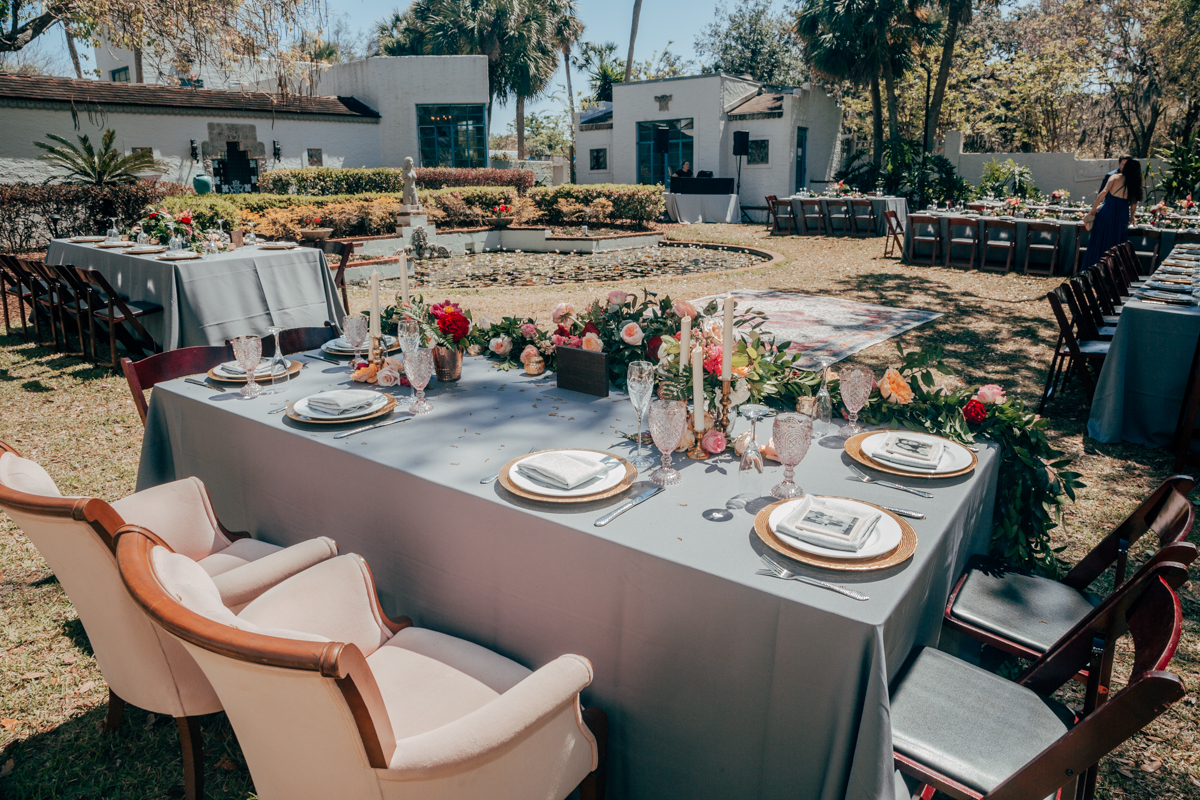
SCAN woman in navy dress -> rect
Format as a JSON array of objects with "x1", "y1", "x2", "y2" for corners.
[{"x1": 1081, "y1": 157, "x2": 1142, "y2": 271}]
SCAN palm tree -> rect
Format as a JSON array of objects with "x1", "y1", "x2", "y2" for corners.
[
  {"x1": 624, "y1": 0, "x2": 642, "y2": 82},
  {"x1": 923, "y1": 0, "x2": 996, "y2": 153},
  {"x1": 575, "y1": 41, "x2": 624, "y2": 103},
  {"x1": 502, "y1": 2, "x2": 560, "y2": 159},
  {"x1": 548, "y1": 0, "x2": 584, "y2": 177},
  {"x1": 35, "y1": 130, "x2": 165, "y2": 186}
]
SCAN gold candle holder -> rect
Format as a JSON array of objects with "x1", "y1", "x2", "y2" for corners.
[
  {"x1": 716, "y1": 379, "x2": 733, "y2": 434},
  {"x1": 368, "y1": 334, "x2": 385, "y2": 368},
  {"x1": 686, "y1": 417, "x2": 710, "y2": 460}
]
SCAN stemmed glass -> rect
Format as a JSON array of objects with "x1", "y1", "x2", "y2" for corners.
[
  {"x1": 167, "y1": 223, "x2": 183, "y2": 254},
  {"x1": 342, "y1": 315, "x2": 369, "y2": 365},
  {"x1": 406, "y1": 348, "x2": 434, "y2": 414},
  {"x1": 770, "y1": 413, "x2": 813, "y2": 499},
  {"x1": 230, "y1": 336, "x2": 263, "y2": 399},
  {"x1": 106, "y1": 217, "x2": 121, "y2": 243},
  {"x1": 838, "y1": 366, "x2": 875, "y2": 438},
  {"x1": 262, "y1": 325, "x2": 287, "y2": 394},
  {"x1": 648, "y1": 399, "x2": 687, "y2": 487},
  {"x1": 133, "y1": 225, "x2": 148, "y2": 245},
  {"x1": 244, "y1": 222, "x2": 257, "y2": 246},
  {"x1": 626, "y1": 361, "x2": 655, "y2": 471},
  {"x1": 813, "y1": 356, "x2": 834, "y2": 438},
  {"x1": 396, "y1": 317, "x2": 422, "y2": 405},
  {"x1": 727, "y1": 404, "x2": 772, "y2": 511}
]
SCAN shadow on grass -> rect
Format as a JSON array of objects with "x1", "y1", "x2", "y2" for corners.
[{"x1": 20, "y1": 380, "x2": 55, "y2": 393}]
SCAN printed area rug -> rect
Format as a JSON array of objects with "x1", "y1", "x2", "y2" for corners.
[{"x1": 693, "y1": 289, "x2": 942, "y2": 367}]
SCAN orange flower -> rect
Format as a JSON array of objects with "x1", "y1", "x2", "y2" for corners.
[
  {"x1": 352, "y1": 363, "x2": 379, "y2": 384},
  {"x1": 878, "y1": 367, "x2": 914, "y2": 405}
]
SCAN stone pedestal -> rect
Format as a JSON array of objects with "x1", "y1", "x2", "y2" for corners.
[{"x1": 396, "y1": 206, "x2": 425, "y2": 228}]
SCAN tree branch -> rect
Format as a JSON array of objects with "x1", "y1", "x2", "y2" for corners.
[{"x1": 0, "y1": 4, "x2": 72, "y2": 52}]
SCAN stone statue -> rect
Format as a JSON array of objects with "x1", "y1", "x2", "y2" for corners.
[{"x1": 402, "y1": 157, "x2": 420, "y2": 207}]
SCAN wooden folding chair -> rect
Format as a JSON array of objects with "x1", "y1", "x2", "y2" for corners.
[
  {"x1": 849, "y1": 199, "x2": 877, "y2": 237},
  {"x1": 980, "y1": 219, "x2": 1016, "y2": 273},
  {"x1": 1023, "y1": 221, "x2": 1061, "y2": 276},
  {"x1": 1039, "y1": 286, "x2": 1109, "y2": 413},
  {"x1": 22, "y1": 260, "x2": 69, "y2": 351},
  {"x1": 763, "y1": 195, "x2": 779, "y2": 232},
  {"x1": 50, "y1": 264, "x2": 95, "y2": 358},
  {"x1": 799, "y1": 198, "x2": 825, "y2": 235},
  {"x1": 768, "y1": 198, "x2": 796, "y2": 235},
  {"x1": 945, "y1": 216, "x2": 979, "y2": 269},
  {"x1": 1173, "y1": 333, "x2": 1200, "y2": 471},
  {"x1": 304, "y1": 240, "x2": 357, "y2": 314},
  {"x1": 277, "y1": 323, "x2": 338, "y2": 355},
  {"x1": 1131, "y1": 228, "x2": 1162, "y2": 273},
  {"x1": 1073, "y1": 228, "x2": 1091, "y2": 276},
  {"x1": 883, "y1": 210, "x2": 905, "y2": 258},
  {"x1": 1078, "y1": 268, "x2": 1120, "y2": 326},
  {"x1": 121, "y1": 345, "x2": 234, "y2": 425},
  {"x1": 1173, "y1": 231, "x2": 1200, "y2": 248},
  {"x1": 906, "y1": 213, "x2": 941, "y2": 265},
  {"x1": 1062, "y1": 278, "x2": 1115, "y2": 341},
  {"x1": 0, "y1": 254, "x2": 33, "y2": 340},
  {"x1": 827, "y1": 199, "x2": 852, "y2": 235},
  {"x1": 76, "y1": 268, "x2": 162, "y2": 371}
]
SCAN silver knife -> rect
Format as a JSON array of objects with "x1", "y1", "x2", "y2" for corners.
[
  {"x1": 875, "y1": 479, "x2": 934, "y2": 498},
  {"x1": 882, "y1": 506, "x2": 926, "y2": 520},
  {"x1": 332, "y1": 416, "x2": 411, "y2": 439},
  {"x1": 304, "y1": 354, "x2": 344, "y2": 365},
  {"x1": 594, "y1": 486, "x2": 663, "y2": 527},
  {"x1": 185, "y1": 378, "x2": 225, "y2": 392}
]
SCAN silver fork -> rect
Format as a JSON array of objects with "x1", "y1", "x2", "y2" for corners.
[
  {"x1": 758, "y1": 554, "x2": 869, "y2": 601},
  {"x1": 480, "y1": 446, "x2": 539, "y2": 484},
  {"x1": 847, "y1": 464, "x2": 933, "y2": 498}
]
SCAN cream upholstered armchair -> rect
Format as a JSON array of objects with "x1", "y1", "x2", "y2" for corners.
[
  {"x1": 116, "y1": 526, "x2": 608, "y2": 800},
  {"x1": 0, "y1": 441, "x2": 339, "y2": 800}
]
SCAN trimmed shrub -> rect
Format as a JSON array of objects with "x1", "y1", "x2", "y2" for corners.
[
  {"x1": 528, "y1": 184, "x2": 663, "y2": 224},
  {"x1": 258, "y1": 166, "x2": 534, "y2": 196},
  {"x1": 0, "y1": 182, "x2": 192, "y2": 253}
]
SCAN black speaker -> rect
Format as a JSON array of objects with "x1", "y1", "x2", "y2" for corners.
[
  {"x1": 732, "y1": 130, "x2": 750, "y2": 156},
  {"x1": 653, "y1": 126, "x2": 670, "y2": 154}
]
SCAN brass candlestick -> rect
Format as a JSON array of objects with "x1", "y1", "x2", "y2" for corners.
[
  {"x1": 716, "y1": 379, "x2": 733, "y2": 435},
  {"x1": 686, "y1": 416, "x2": 710, "y2": 460},
  {"x1": 368, "y1": 334, "x2": 385, "y2": 368}
]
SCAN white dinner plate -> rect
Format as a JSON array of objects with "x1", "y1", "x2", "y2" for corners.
[
  {"x1": 257, "y1": 242, "x2": 298, "y2": 250},
  {"x1": 1147, "y1": 280, "x2": 1192, "y2": 293},
  {"x1": 1137, "y1": 289, "x2": 1194, "y2": 305},
  {"x1": 860, "y1": 432, "x2": 974, "y2": 475},
  {"x1": 127, "y1": 246, "x2": 168, "y2": 255},
  {"x1": 157, "y1": 252, "x2": 202, "y2": 261},
  {"x1": 69, "y1": 236, "x2": 106, "y2": 243},
  {"x1": 508, "y1": 450, "x2": 628, "y2": 498},
  {"x1": 291, "y1": 391, "x2": 389, "y2": 421},
  {"x1": 212, "y1": 360, "x2": 293, "y2": 380},
  {"x1": 322, "y1": 335, "x2": 398, "y2": 354},
  {"x1": 768, "y1": 497, "x2": 903, "y2": 560}
]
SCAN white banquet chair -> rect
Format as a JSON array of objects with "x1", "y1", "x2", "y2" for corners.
[
  {"x1": 115, "y1": 528, "x2": 608, "y2": 800},
  {"x1": 0, "y1": 441, "x2": 340, "y2": 799}
]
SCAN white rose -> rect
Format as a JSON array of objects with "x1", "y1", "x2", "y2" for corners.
[
  {"x1": 488, "y1": 335, "x2": 513, "y2": 356},
  {"x1": 620, "y1": 321, "x2": 644, "y2": 346}
]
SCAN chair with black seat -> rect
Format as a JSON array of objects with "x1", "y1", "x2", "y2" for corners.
[
  {"x1": 769, "y1": 198, "x2": 796, "y2": 236},
  {"x1": 1023, "y1": 221, "x2": 1061, "y2": 276},
  {"x1": 827, "y1": 199, "x2": 852, "y2": 235},
  {"x1": 892, "y1": 573, "x2": 1188, "y2": 800},
  {"x1": 906, "y1": 214, "x2": 941, "y2": 265},
  {"x1": 303, "y1": 239, "x2": 357, "y2": 315},
  {"x1": 121, "y1": 346, "x2": 233, "y2": 426},
  {"x1": 944, "y1": 217, "x2": 979, "y2": 269},
  {"x1": 1131, "y1": 228, "x2": 1162, "y2": 273},
  {"x1": 980, "y1": 219, "x2": 1016, "y2": 273},
  {"x1": 883, "y1": 209, "x2": 905, "y2": 258},
  {"x1": 0, "y1": 254, "x2": 34, "y2": 341},
  {"x1": 51, "y1": 264, "x2": 95, "y2": 358},
  {"x1": 1073, "y1": 227, "x2": 1091, "y2": 276},
  {"x1": 76, "y1": 268, "x2": 162, "y2": 370},
  {"x1": 23, "y1": 260, "x2": 67, "y2": 350},
  {"x1": 1039, "y1": 286, "x2": 1110, "y2": 412},
  {"x1": 849, "y1": 199, "x2": 877, "y2": 237},
  {"x1": 1063, "y1": 278, "x2": 1115, "y2": 341},
  {"x1": 799, "y1": 198, "x2": 825, "y2": 235},
  {"x1": 1172, "y1": 336, "x2": 1200, "y2": 471}
]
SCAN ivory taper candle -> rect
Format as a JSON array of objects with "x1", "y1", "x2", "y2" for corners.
[
  {"x1": 680, "y1": 316, "x2": 691, "y2": 374},
  {"x1": 692, "y1": 347, "x2": 704, "y2": 430},
  {"x1": 369, "y1": 271, "x2": 381, "y2": 338},
  {"x1": 721, "y1": 297, "x2": 735, "y2": 381},
  {"x1": 400, "y1": 251, "x2": 410, "y2": 308}
]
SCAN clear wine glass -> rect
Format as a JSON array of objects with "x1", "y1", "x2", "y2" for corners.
[
  {"x1": 133, "y1": 225, "x2": 148, "y2": 245},
  {"x1": 167, "y1": 223, "x2": 182, "y2": 254},
  {"x1": 727, "y1": 404, "x2": 772, "y2": 511},
  {"x1": 261, "y1": 325, "x2": 287, "y2": 394},
  {"x1": 626, "y1": 361, "x2": 655, "y2": 471},
  {"x1": 839, "y1": 365, "x2": 875, "y2": 438},
  {"x1": 814, "y1": 356, "x2": 834, "y2": 438},
  {"x1": 648, "y1": 399, "x2": 687, "y2": 487},
  {"x1": 407, "y1": 347, "x2": 434, "y2": 414},
  {"x1": 106, "y1": 217, "x2": 120, "y2": 243},
  {"x1": 342, "y1": 315, "x2": 369, "y2": 365},
  {"x1": 397, "y1": 318, "x2": 422, "y2": 405},
  {"x1": 770, "y1": 413, "x2": 813, "y2": 499},
  {"x1": 230, "y1": 336, "x2": 263, "y2": 399},
  {"x1": 245, "y1": 222, "x2": 257, "y2": 246}
]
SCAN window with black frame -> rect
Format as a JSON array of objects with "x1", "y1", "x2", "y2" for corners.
[
  {"x1": 589, "y1": 148, "x2": 608, "y2": 171},
  {"x1": 417, "y1": 105, "x2": 487, "y2": 168},
  {"x1": 636, "y1": 119, "x2": 694, "y2": 188}
]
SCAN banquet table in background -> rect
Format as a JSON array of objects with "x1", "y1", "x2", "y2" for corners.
[
  {"x1": 137, "y1": 357, "x2": 1000, "y2": 800},
  {"x1": 787, "y1": 196, "x2": 909, "y2": 237},
  {"x1": 664, "y1": 192, "x2": 741, "y2": 224},
  {"x1": 44, "y1": 240, "x2": 346, "y2": 350}
]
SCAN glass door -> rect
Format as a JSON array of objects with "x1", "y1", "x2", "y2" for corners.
[{"x1": 795, "y1": 127, "x2": 808, "y2": 193}]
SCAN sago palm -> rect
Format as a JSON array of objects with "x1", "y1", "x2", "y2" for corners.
[{"x1": 35, "y1": 129, "x2": 164, "y2": 186}]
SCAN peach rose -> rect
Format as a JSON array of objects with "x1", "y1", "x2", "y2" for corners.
[
  {"x1": 375, "y1": 365, "x2": 401, "y2": 387},
  {"x1": 701, "y1": 428, "x2": 727, "y2": 454},
  {"x1": 676, "y1": 427, "x2": 695, "y2": 452},
  {"x1": 608, "y1": 290, "x2": 630, "y2": 306},
  {"x1": 581, "y1": 332, "x2": 604, "y2": 352},
  {"x1": 878, "y1": 367, "x2": 914, "y2": 405},
  {"x1": 551, "y1": 302, "x2": 575, "y2": 324},
  {"x1": 620, "y1": 321, "x2": 644, "y2": 346},
  {"x1": 489, "y1": 335, "x2": 513, "y2": 357},
  {"x1": 973, "y1": 384, "x2": 1006, "y2": 405},
  {"x1": 352, "y1": 363, "x2": 379, "y2": 383},
  {"x1": 761, "y1": 437, "x2": 779, "y2": 462},
  {"x1": 672, "y1": 300, "x2": 698, "y2": 318},
  {"x1": 520, "y1": 344, "x2": 540, "y2": 364}
]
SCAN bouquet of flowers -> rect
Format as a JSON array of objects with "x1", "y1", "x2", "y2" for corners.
[
  {"x1": 138, "y1": 206, "x2": 196, "y2": 245},
  {"x1": 492, "y1": 204, "x2": 512, "y2": 215},
  {"x1": 1177, "y1": 195, "x2": 1196, "y2": 214},
  {"x1": 1049, "y1": 190, "x2": 1069, "y2": 203},
  {"x1": 1003, "y1": 196, "x2": 1023, "y2": 211},
  {"x1": 301, "y1": 215, "x2": 325, "y2": 229}
]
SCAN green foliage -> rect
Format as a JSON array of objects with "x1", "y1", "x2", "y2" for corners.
[
  {"x1": 837, "y1": 140, "x2": 972, "y2": 206},
  {"x1": 978, "y1": 158, "x2": 1039, "y2": 199},
  {"x1": 258, "y1": 167, "x2": 534, "y2": 196},
  {"x1": 695, "y1": 0, "x2": 805, "y2": 85},
  {"x1": 34, "y1": 130, "x2": 167, "y2": 187},
  {"x1": 527, "y1": 184, "x2": 665, "y2": 224},
  {"x1": 509, "y1": 111, "x2": 572, "y2": 159},
  {"x1": 1149, "y1": 132, "x2": 1200, "y2": 202},
  {"x1": 573, "y1": 40, "x2": 692, "y2": 106}
]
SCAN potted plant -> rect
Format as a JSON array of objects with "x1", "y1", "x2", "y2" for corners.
[
  {"x1": 428, "y1": 300, "x2": 473, "y2": 381},
  {"x1": 489, "y1": 203, "x2": 515, "y2": 228},
  {"x1": 299, "y1": 215, "x2": 333, "y2": 240}
]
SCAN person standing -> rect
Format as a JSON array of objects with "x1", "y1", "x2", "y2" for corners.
[
  {"x1": 1099, "y1": 155, "x2": 1130, "y2": 193},
  {"x1": 1081, "y1": 157, "x2": 1142, "y2": 272}
]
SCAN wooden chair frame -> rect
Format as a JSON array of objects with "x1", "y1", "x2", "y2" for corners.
[
  {"x1": 980, "y1": 220, "x2": 1016, "y2": 273},
  {"x1": 116, "y1": 526, "x2": 609, "y2": 800},
  {"x1": 849, "y1": 199, "x2": 877, "y2": 238},
  {"x1": 1024, "y1": 221, "x2": 1061, "y2": 276},
  {"x1": 799, "y1": 198, "x2": 825, "y2": 235},
  {"x1": 0, "y1": 254, "x2": 33, "y2": 340},
  {"x1": 4, "y1": 256, "x2": 51, "y2": 343},
  {"x1": 883, "y1": 210, "x2": 905, "y2": 258},
  {"x1": 828, "y1": 199, "x2": 853, "y2": 235},
  {"x1": 769, "y1": 198, "x2": 796, "y2": 235},
  {"x1": 51, "y1": 263, "x2": 94, "y2": 358},
  {"x1": 76, "y1": 268, "x2": 161, "y2": 370},
  {"x1": 305, "y1": 240, "x2": 357, "y2": 314},
  {"x1": 764, "y1": 195, "x2": 780, "y2": 232},
  {"x1": 1039, "y1": 288, "x2": 1109, "y2": 412},
  {"x1": 121, "y1": 345, "x2": 233, "y2": 425},
  {"x1": 907, "y1": 214, "x2": 941, "y2": 265},
  {"x1": 1073, "y1": 228, "x2": 1091, "y2": 276},
  {"x1": 22, "y1": 260, "x2": 66, "y2": 350},
  {"x1": 945, "y1": 217, "x2": 980, "y2": 269},
  {"x1": 1063, "y1": 278, "x2": 1113, "y2": 342}
]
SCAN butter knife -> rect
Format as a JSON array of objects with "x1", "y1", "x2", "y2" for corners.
[
  {"x1": 332, "y1": 416, "x2": 411, "y2": 439},
  {"x1": 185, "y1": 378, "x2": 225, "y2": 393},
  {"x1": 594, "y1": 486, "x2": 663, "y2": 527},
  {"x1": 304, "y1": 354, "x2": 344, "y2": 365},
  {"x1": 882, "y1": 506, "x2": 926, "y2": 520}
]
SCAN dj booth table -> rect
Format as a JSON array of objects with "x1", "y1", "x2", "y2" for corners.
[{"x1": 665, "y1": 178, "x2": 741, "y2": 224}]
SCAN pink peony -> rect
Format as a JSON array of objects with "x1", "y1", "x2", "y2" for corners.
[
  {"x1": 672, "y1": 300, "x2": 698, "y2": 318},
  {"x1": 702, "y1": 343, "x2": 723, "y2": 375},
  {"x1": 551, "y1": 302, "x2": 575, "y2": 324},
  {"x1": 701, "y1": 428, "x2": 727, "y2": 454},
  {"x1": 620, "y1": 321, "x2": 644, "y2": 346},
  {"x1": 973, "y1": 384, "x2": 1007, "y2": 405},
  {"x1": 520, "y1": 344, "x2": 540, "y2": 364},
  {"x1": 488, "y1": 335, "x2": 513, "y2": 357},
  {"x1": 375, "y1": 365, "x2": 402, "y2": 387},
  {"x1": 581, "y1": 332, "x2": 604, "y2": 352},
  {"x1": 519, "y1": 322, "x2": 538, "y2": 338},
  {"x1": 429, "y1": 300, "x2": 462, "y2": 320},
  {"x1": 607, "y1": 289, "x2": 630, "y2": 306}
]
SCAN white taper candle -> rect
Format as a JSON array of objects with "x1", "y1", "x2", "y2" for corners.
[
  {"x1": 722, "y1": 297, "x2": 735, "y2": 381},
  {"x1": 692, "y1": 347, "x2": 704, "y2": 430},
  {"x1": 369, "y1": 271, "x2": 381, "y2": 339},
  {"x1": 680, "y1": 316, "x2": 691, "y2": 374}
]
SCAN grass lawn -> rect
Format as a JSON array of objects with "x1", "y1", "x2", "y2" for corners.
[{"x1": 1, "y1": 223, "x2": 1197, "y2": 798}]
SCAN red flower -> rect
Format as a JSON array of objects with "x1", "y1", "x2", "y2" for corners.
[
  {"x1": 430, "y1": 300, "x2": 462, "y2": 320},
  {"x1": 646, "y1": 334, "x2": 663, "y2": 362},
  {"x1": 555, "y1": 324, "x2": 573, "y2": 338},
  {"x1": 437, "y1": 312, "x2": 470, "y2": 343},
  {"x1": 148, "y1": 211, "x2": 158, "y2": 220},
  {"x1": 178, "y1": 212, "x2": 192, "y2": 225},
  {"x1": 583, "y1": 321, "x2": 601, "y2": 336},
  {"x1": 962, "y1": 399, "x2": 986, "y2": 424}
]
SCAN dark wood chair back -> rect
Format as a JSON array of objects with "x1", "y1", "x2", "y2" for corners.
[
  {"x1": 304, "y1": 240, "x2": 357, "y2": 314},
  {"x1": 0, "y1": 254, "x2": 33, "y2": 340},
  {"x1": 763, "y1": 195, "x2": 778, "y2": 228},
  {"x1": 1063, "y1": 278, "x2": 1105, "y2": 341},
  {"x1": 278, "y1": 324, "x2": 338, "y2": 355},
  {"x1": 1173, "y1": 231, "x2": 1200, "y2": 247},
  {"x1": 849, "y1": 198, "x2": 876, "y2": 237},
  {"x1": 76, "y1": 268, "x2": 161, "y2": 369},
  {"x1": 121, "y1": 346, "x2": 233, "y2": 425},
  {"x1": 906, "y1": 213, "x2": 941, "y2": 265},
  {"x1": 1023, "y1": 221, "x2": 1060, "y2": 276},
  {"x1": 883, "y1": 210, "x2": 905, "y2": 258},
  {"x1": 767, "y1": 198, "x2": 795, "y2": 235},
  {"x1": 799, "y1": 198, "x2": 825, "y2": 235}
]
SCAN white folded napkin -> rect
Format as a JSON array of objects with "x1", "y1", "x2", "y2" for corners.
[
  {"x1": 220, "y1": 360, "x2": 288, "y2": 377},
  {"x1": 869, "y1": 433, "x2": 945, "y2": 471},
  {"x1": 516, "y1": 452, "x2": 609, "y2": 490},
  {"x1": 306, "y1": 390, "x2": 380, "y2": 416},
  {"x1": 329, "y1": 335, "x2": 396, "y2": 349},
  {"x1": 776, "y1": 496, "x2": 880, "y2": 552}
]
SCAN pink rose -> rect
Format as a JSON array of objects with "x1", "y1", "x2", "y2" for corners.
[
  {"x1": 761, "y1": 438, "x2": 779, "y2": 462},
  {"x1": 973, "y1": 384, "x2": 1006, "y2": 405},
  {"x1": 520, "y1": 344, "x2": 539, "y2": 364},
  {"x1": 375, "y1": 365, "x2": 401, "y2": 387},
  {"x1": 620, "y1": 321, "x2": 644, "y2": 346},
  {"x1": 520, "y1": 322, "x2": 538, "y2": 338},
  {"x1": 551, "y1": 302, "x2": 575, "y2": 324},
  {"x1": 488, "y1": 335, "x2": 513, "y2": 357},
  {"x1": 672, "y1": 300, "x2": 698, "y2": 318},
  {"x1": 701, "y1": 428, "x2": 727, "y2": 454},
  {"x1": 581, "y1": 332, "x2": 604, "y2": 352},
  {"x1": 607, "y1": 289, "x2": 630, "y2": 306}
]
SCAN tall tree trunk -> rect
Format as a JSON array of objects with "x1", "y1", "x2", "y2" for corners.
[
  {"x1": 64, "y1": 25, "x2": 83, "y2": 79},
  {"x1": 624, "y1": 0, "x2": 643, "y2": 83},
  {"x1": 134, "y1": 46, "x2": 144, "y2": 83},
  {"x1": 871, "y1": 74, "x2": 884, "y2": 168},
  {"x1": 564, "y1": 44, "x2": 576, "y2": 182},
  {"x1": 925, "y1": 0, "x2": 964, "y2": 153},
  {"x1": 883, "y1": 58, "x2": 899, "y2": 144},
  {"x1": 517, "y1": 95, "x2": 526, "y2": 160}
]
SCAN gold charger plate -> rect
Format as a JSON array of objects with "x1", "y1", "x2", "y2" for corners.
[
  {"x1": 157, "y1": 252, "x2": 202, "y2": 261},
  {"x1": 127, "y1": 246, "x2": 168, "y2": 255},
  {"x1": 69, "y1": 236, "x2": 106, "y2": 243},
  {"x1": 844, "y1": 431, "x2": 977, "y2": 479},
  {"x1": 322, "y1": 342, "x2": 402, "y2": 356},
  {"x1": 96, "y1": 241, "x2": 134, "y2": 249},
  {"x1": 498, "y1": 449, "x2": 637, "y2": 504},
  {"x1": 284, "y1": 392, "x2": 396, "y2": 424},
  {"x1": 207, "y1": 359, "x2": 302, "y2": 384},
  {"x1": 755, "y1": 498, "x2": 917, "y2": 571}
]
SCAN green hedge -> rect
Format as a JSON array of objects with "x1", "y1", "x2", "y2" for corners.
[
  {"x1": 258, "y1": 167, "x2": 534, "y2": 196},
  {"x1": 527, "y1": 184, "x2": 664, "y2": 223}
]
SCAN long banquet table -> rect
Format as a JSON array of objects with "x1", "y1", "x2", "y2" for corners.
[
  {"x1": 787, "y1": 196, "x2": 909, "y2": 237},
  {"x1": 664, "y1": 192, "x2": 741, "y2": 224},
  {"x1": 137, "y1": 357, "x2": 1000, "y2": 800},
  {"x1": 45, "y1": 240, "x2": 346, "y2": 350}
]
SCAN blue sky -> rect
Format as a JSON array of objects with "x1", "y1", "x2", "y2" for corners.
[{"x1": 28, "y1": 0, "x2": 794, "y2": 134}]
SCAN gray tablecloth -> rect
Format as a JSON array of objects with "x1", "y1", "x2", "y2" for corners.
[
  {"x1": 137, "y1": 357, "x2": 999, "y2": 800},
  {"x1": 45, "y1": 240, "x2": 346, "y2": 350},
  {"x1": 787, "y1": 196, "x2": 908, "y2": 237},
  {"x1": 664, "y1": 193, "x2": 741, "y2": 224}
]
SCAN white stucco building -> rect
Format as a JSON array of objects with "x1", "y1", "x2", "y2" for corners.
[{"x1": 575, "y1": 72, "x2": 845, "y2": 203}]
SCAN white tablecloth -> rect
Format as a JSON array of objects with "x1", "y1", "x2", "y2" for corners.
[{"x1": 665, "y1": 193, "x2": 741, "y2": 224}]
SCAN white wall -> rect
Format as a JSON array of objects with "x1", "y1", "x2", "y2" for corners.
[
  {"x1": 0, "y1": 105, "x2": 379, "y2": 184},
  {"x1": 576, "y1": 121, "x2": 614, "y2": 183}
]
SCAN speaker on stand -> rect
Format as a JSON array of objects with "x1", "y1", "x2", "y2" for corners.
[
  {"x1": 732, "y1": 131, "x2": 749, "y2": 197},
  {"x1": 654, "y1": 126, "x2": 671, "y2": 187}
]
